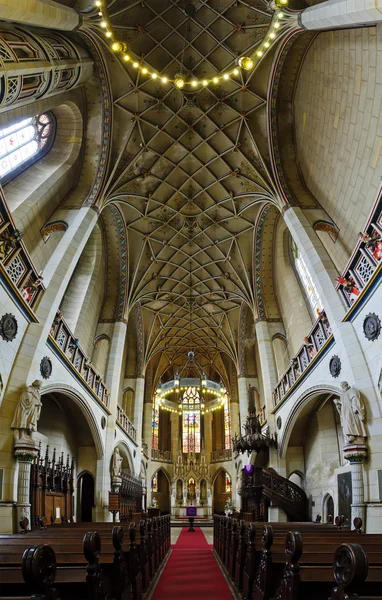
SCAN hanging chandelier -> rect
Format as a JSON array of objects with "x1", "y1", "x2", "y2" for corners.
[{"x1": 232, "y1": 409, "x2": 277, "y2": 456}]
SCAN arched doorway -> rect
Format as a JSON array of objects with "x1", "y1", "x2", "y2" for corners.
[
  {"x1": 213, "y1": 469, "x2": 231, "y2": 513},
  {"x1": 323, "y1": 493, "x2": 335, "y2": 523},
  {"x1": 77, "y1": 471, "x2": 95, "y2": 522},
  {"x1": 151, "y1": 469, "x2": 170, "y2": 513},
  {"x1": 288, "y1": 471, "x2": 304, "y2": 489}
]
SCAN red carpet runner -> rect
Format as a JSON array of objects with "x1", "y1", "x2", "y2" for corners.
[{"x1": 152, "y1": 527, "x2": 233, "y2": 599}]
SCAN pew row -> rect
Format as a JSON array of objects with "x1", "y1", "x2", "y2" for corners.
[
  {"x1": 0, "y1": 515, "x2": 171, "y2": 600},
  {"x1": 213, "y1": 515, "x2": 382, "y2": 600}
]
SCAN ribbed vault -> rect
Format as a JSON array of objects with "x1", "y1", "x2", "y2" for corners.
[{"x1": 89, "y1": 0, "x2": 291, "y2": 370}]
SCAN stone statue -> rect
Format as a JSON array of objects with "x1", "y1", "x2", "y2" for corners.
[
  {"x1": 334, "y1": 382, "x2": 367, "y2": 443},
  {"x1": 11, "y1": 380, "x2": 43, "y2": 441},
  {"x1": 111, "y1": 447, "x2": 123, "y2": 478}
]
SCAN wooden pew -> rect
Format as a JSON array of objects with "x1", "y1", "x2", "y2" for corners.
[{"x1": 0, "y1": 516, "x2": 171, "y2": 600}]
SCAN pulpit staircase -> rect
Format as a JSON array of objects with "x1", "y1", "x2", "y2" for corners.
[{"x1": 240, "y1": 467, "x2": 308, "y2": 522}]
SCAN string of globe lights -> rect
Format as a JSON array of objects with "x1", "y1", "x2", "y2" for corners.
[{"x1": 94, "y1": 0, "x2": 289, "y2": 90}]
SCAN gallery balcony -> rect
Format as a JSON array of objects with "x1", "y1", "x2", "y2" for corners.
[
  {"x1": 48, "y1": 310, "x2": 110, "y2": 411},
  {"x1": 0, "y1": 187, "x2": 44, "y2": 321},
  {"x1": 210, "y1": 449, "x2": 232, "y2": 463},
  {"x1": 273, "y1": 310, "x2": 334, "y2": 407},
  {"x1": 151, "y1": 449, "x2": 172, "y2": 463},
  {"x1": 116, "y1": 405, "x2": 137, "y2": 443}
]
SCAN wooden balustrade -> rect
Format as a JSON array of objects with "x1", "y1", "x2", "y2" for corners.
[
  {"x1": 49, "y1": 310, "x2": 110, "y2": 409},
  {"x1": 0, "y1": 187, "x2": 44, "y2": 316},
  {"x1": 273, "y1": 310, "x2": 333, "y2": 406},
  {"x1": 117, "y1": 405, "x2": 137, "y2": 442},
  {"x1": 210, "y1": 449, "x2": 233, "y2": 463}
]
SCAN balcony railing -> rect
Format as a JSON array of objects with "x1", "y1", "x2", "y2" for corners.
[
  {"x1": 210, "y1": 449, "x2": 232, "y2": 463},
  {"x1": 151, "y1": 449, "x2": 172, "y2": 462},
  {"x1": 0, "y1": 188, "x2": 44, "y2": 317},
  {"x1": 336, "y1": 192, "x2": 382, "y2": 310},
  {"x1": 49, "y1": 311, "x2": 110, "y2": 409},
  {"x1": 273, "y1": 310, "x2": 333, "y2": 406},
  {"x1": 117, "y1": 405, "x2": 137, "y2": 442}
]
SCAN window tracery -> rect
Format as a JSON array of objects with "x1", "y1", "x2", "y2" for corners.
[
  {"x1": 182, "y1": 387, "x2": 201, "y2": 453},
  {"x1": 291, "y1": 239, "x2": 322, "y2": 316},
  {"x1": 0, "y1": 112, "x2": 55, "y2": 183}
]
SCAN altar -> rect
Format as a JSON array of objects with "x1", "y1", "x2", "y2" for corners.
[{"x1": 175, "y1": 505, "x2": 209, "y2": 518}]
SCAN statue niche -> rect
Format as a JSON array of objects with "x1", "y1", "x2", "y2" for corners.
[
  {"x1": 187, "y1": 477, "x2": 196, "y2": 503},
  {"x1": 11, "y1": 380, "x2": 43, "y2": 441}
]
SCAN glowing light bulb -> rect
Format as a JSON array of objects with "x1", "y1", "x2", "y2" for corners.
[
  {"x1": 142, "y1": 67, "x2": 148, "y2": 74},
  {"x1": 111, "y1": 41, "x2": 123, "y2": 52},
  {"x1": 152, "y1": 73, "x2": 157, "y2": 79},
  {"x1": 162, "y1": 76, "x2": 168, "y2": 83},
  {"x1": 95, "y1": 0, "x2": 101, "y2": 5},
  {"x1": 123, "y1": 54, "x2": 130, "y2": 61},
  {"x1": 233, "y1": 68, "x2": 239, "y2": 75},
  {"x1": 277, "y1": 11, "x2": 284, "y2": 17},
  {"x1": 270, "y1": 32, "x2": 276, "y2": 39},
  {"x1": 106, "y1": 31, "x2": 112, "y2": 37},
  {"x1": 257, "y1": 50, "x2": 263, "y2": 57},
  {"x1": 191, "y1": 80, "x2": 198, "y2": 87},
  {"x1": 174, "y1": 74, "x2": 185, "y2": 89},
  {"x1": 213, "y1": 77, "x2": 219, "y2": 83},
  {"x1": 239, "y1": 56, "x2": 254, "y2": 70},
  {"x1": 133, "y1": 62, "x2": 139, "y2": 68},
  {"x1": 202, "y1": 79, "x2": 208, "y2": 86},
  {"x1": 223, "y1": 73, "x2": 229, "y2": 80},
  {"x1": 274, "y1": 21, "x2": 280, "y2": 28},
  {"x1": 100, "y1": 21, "x2": 107, "y2": 27},
  {"x1": 264, "y1": 41, "x2": 270, "y2": 48}
]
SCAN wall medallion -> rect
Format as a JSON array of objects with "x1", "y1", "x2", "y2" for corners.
[
  {"x1": 101, "y1": 416, "x2": 106, "y2": 429},
  {"x1": 363, "y1": 313, "x2": 381, "y2": 341},
  {"x1": 277, "y1": 416, "x2": 282, "y2": 430},
  {"x1": 40, "y1": 357, "x2": 52, "y2": 379},
  {"x1": 329, "y1": 355, "x2": 341, "y2": 378},
  {"x1": 0, "y1": 313, "x2": 18, "y2": 342}
]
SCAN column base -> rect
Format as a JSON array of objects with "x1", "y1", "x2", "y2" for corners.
[{"x1": 351, "y1": 504, "x2": 366, "y2": 528}]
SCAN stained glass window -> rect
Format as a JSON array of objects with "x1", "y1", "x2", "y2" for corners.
[
  {"x1": 224, "y1": 399, "x2": 232, "y2": 449},
  {"x1": 152, "y1": 474, "x2": 158, "y2": 492},
  {"x1": 152, "y1": 401, "x2": 159, "y2": 450},
  {"x1": 182, "y1": 387, "x2": 201, "y2": 453},
  {"x1": 0, "y1": 112, "x2": 55, "y2": 183},
  {"x1": 291, "y1": 239, "x2": 322, "y2": 316},
  {"x1": 225, "y1": 472, "x2": 232, "y2": 493}
]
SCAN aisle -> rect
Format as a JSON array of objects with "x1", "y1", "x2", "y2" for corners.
[{"x1": 152, "y1": 527, "x2": 233, "y2": 599}]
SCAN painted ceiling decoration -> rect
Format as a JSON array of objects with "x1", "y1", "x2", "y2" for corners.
[{"x1": 84, "y1": 0, "x2": 302, "y2": 381}]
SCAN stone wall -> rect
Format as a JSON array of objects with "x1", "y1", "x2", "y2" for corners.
[{"x1": 294, "y1": 25, "x2": 382, "y2": 271}]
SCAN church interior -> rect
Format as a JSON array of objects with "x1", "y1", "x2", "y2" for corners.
[{"x1": 0, "y1": 0, "x2": 382, "y2": 598}]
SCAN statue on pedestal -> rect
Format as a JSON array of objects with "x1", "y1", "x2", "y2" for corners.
[
  {"x1": 11, "y1": 380, "x2": 43, "y2": 441},
  {"x1": 334, "y1": 382, "x2": 367, "y2": 444},
  {"x1": 111, "y1": 447, "x2": 123, "y2": 478}
]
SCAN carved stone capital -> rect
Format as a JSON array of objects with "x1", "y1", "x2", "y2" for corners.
[
  {"x1": 343, "y1": 442, "x2": 368, "y2": 464},
  {"x1": 14, "y1": 439, "x2": 39, "y2": 462}
]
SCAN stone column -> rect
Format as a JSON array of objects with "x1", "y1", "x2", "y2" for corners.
[
  {"x1": 204, "y1": 412, "x2": 213, "y2": 459},
  {"x1": 170, "y1": 412, "x2": 181, "y2": 459},
  {"x1": 230, "y1": 401, "x2": 240, "y2": 437},
  {"x1": 255, "y1": 320, "x2": 278, "y2": 413},
  {"x1": 237, "y1": 376, "x2": 249, "y2": 425},
  {"x1": 143, "y1": 401, "x2": 153, "y2": 457},
  {"x1": 95, "y1": 320, "x2": 127, "y2": 522},
  {"x1": 0, "y1": 0, "x2": 80, "y2": 30},
  {"x1": 343, "y1": 443, "x2": 368, "y2": 527},
  {"x1": 14, "y1": 440, "x2": 39, "y2": 529},
  {"x1": 300, "y1": 0, "x2": 382, "y2": 31},
  {"x1": 134, "y1": 376, "x2": 145, "y2": 460},
  {"x1": 283, "y1": 206, "x2": 371, "y2": 384}
]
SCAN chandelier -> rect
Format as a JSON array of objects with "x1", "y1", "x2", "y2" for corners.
[{"x1": 232, "y1": 409, "x2": 277, "y2": 456}]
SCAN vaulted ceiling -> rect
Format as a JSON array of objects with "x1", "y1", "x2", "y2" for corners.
[{"x1": 89, "y1": 0, "x2": 290, "y2": 376}]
